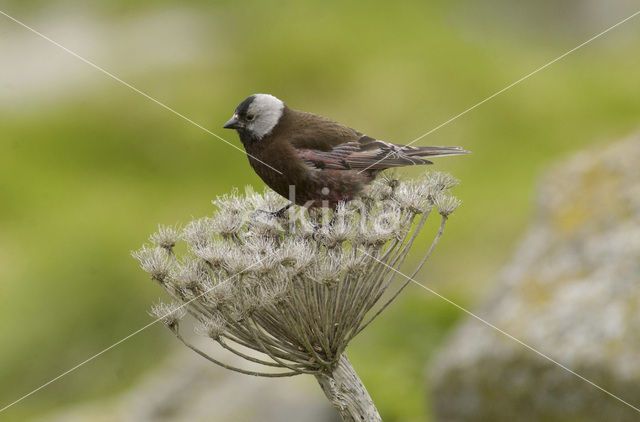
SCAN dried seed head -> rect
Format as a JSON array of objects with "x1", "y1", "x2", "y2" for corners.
[
  {"x1": 379, "y1": 171, "x2": 401, "y2": 191},
  {"x1": 132, "y1": 246, "x2": 171, "y2": 282},
  {"x1": 358, "y1": 205, "x2": 404, "y2": 246},
  {"x1": 393, "y1": 179, "x2": 433, "y2": 214},
  {"x1": 195, "y1": 313, "x2": 227, "y2": 339},
  {"x1": 361, "y1": 178, "x2": 393, "y2": 202},
  {"x1": 172, "y1": 258, "x2": 209, "y2": 291},
  {"x1": 149, "y1": 224, "x2": 180, "y2": 251},
  {"x1": 191, "y1": 240, "x2": 231, "y2": 268},
  {"x1": 248, "y1": 212, "x2": 284, "y2": 238},
  {"x1": 318, "y1": 203, "x2": 358, "y2": 247},
  {"x1": 211, "y1": 210, "x2": 244, "y2": 239},
  {"x1": 245, "y1": 186, "x2": 289, "y2": 213},
  {"x1": 237, "y1": 291, "x2": 262, "y2": 315},
  {"x1": 258, "y1": 279, "x2": 290, "y2": 307},
  {"x1": 305, "y1": 258, "x2": 342, "y2": 286},
  {"x1": 290, "y1": 212, "x2": 317, "y2": 239},
  {"x1": 315, "y1": 221, "x2": 354, "y2": 249},
  {"x1": 433, "y1": 193, "x2": 462, "y2": 216},
  {"x1": 344, "y1": 254, "x2": 367, "y2": 277},
  {"x1": 278, "y1": 238, "x2": 315, "y2": 272},
  {"x1": 222, "y1": 247, "x2": 254, "y2": 275},
  {"x1": 150, "y1": 301, "x2": 186, "y2": 330},
  {"x1": 201, "y1": 282, "x2": 232, "y2": 309},
  {"x1": 245, "y1": 236, "x2": 276, "y2": 256},
  {"x1": 426, "y1": 172, "x2": 459, "y2": 195},
  {"x1": 134, "y1": 171, "x2": 459, "y2": 376},
  {"x1": 182, "y1": 218, "x2": 215, "y2": 247},
  {"x1": 212, "y1": 188, "x2": 248, "y2": 216}
]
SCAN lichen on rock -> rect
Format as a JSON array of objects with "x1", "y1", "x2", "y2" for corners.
[{"x1": 430, "y1": 134, "x2": 640, "y2": 422}]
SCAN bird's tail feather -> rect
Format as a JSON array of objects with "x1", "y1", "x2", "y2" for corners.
[{"x1": 405, "y1": 145, "x2": 471, "y2": 158}]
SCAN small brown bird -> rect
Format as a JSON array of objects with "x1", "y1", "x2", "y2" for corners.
[{"x1": 223, "y1": 94, "x2": 469, "y2": 209}]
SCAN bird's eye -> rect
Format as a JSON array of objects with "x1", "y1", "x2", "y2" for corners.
[{"x1": 246, "y1": 114, "x2": 255, "y2": 121}]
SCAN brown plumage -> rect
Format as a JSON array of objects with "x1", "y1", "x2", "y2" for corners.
[{"x1": 223, "y1": 94, "x2": 469, "y2": 208}]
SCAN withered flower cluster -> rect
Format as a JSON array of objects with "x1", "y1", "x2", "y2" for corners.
[{"x1": 132, "y1": 171, "x2": 460, "y2": 421}]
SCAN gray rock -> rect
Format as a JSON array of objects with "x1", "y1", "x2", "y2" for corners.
[
  {"x1": 430, "y1": 134, "x2": 640, "y2": 421},
  {"x1": 36, "y1": 345, "x2": 337, "y2": 422}
]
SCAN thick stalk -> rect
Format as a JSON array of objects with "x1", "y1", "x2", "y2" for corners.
[{"x1": 315, "y1": 353, "x2": 381, "y2": 422}]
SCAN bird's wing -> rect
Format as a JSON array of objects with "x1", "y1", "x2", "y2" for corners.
[
  {"x1": 296, "y1": 137, "x2": 469, "y2": 170},
  {"x1": 286, "y1": 110, "x2": 469, "y2": 170},
  {"x1": 287, "y1": 111, "x2": 364, "y2": 151}
]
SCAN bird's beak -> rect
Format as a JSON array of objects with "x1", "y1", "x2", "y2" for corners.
[{"x1": 223, "y1": 114, "x2": 242, "y2": 130}]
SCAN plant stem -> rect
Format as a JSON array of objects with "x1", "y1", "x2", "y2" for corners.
[{"x1": 315, "y1": 353, "x2": 381, "y2": 422}]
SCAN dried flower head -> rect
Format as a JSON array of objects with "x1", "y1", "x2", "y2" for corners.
[
  {"x1": 191, "y1": 240, "x2": 230, "y2": 268},
  {"x1": 433, "y1": 192, "x2": 462, "y2": 216},
  {"x1": 172, "y1": 258, "x2": 209, "y2": 292},
  {"x1": 134, "y1": 171, "x2": 460, "y2": 379},
  {"x1": 149, "y1": 224, "x2": 180, "y2": 251},
  {"x1": 195, "y1": 313, "x2": 227, "y2": 339},
  {"x1": 314, "y1": 205, "x2": 357, "y2": 248},
  {"x1": 278, "y1": 238, "x2": 315, "y2": 272},
  {"x1": 150, "y1": 301, "x2": 186, "y2": 331},
  {"x1": 182, "y1": 217, "x2": 215, "y2": 247},
  {"x1": 426, "y1": 172, "x2": 460, "y2": 193},
  {"x1": 131, "y1": 246, "x2": 171, "y2": 282},
  {"x1": 393, "y1": 179, "x2": 433, "y2": 214}
]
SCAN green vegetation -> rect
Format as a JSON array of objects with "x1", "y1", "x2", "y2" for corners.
[{"x1": 1, "y1": 1, "x2": 639, "y2": 421}]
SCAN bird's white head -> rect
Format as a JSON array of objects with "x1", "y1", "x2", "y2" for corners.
[{"x1": 223, "y1": 93, "x2": 284, "y2": 140}]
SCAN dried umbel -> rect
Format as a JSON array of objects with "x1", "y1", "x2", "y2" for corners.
[{"x1": 132, "y1": 171, "x2": 460, "y2": 421}]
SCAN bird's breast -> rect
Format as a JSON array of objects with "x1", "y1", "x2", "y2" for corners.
[
  {"x1": 244, "y1": 139, "x2": 374, "y2": 208},
  {"x1": 245, "y1": 141, "x2": 304, "y2": 199}
]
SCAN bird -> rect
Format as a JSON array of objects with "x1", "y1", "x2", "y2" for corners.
[{"x1": 223, "y1": 93, "x2": 469, "y2": 210}]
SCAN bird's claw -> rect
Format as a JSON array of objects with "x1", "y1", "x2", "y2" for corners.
[{"x1": 255, "y1": 203, "x2": 292, "y2": 219}]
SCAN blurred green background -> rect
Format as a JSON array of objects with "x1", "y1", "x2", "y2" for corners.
[{"x1": 1, "y1": 1, "x2": 639, "y2": 420}]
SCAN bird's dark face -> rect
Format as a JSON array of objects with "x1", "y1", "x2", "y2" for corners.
[{"x1": 223, "y1": 94, "x2": 285, "y2": 142}]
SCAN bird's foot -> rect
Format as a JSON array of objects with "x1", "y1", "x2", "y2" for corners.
[
  {"x1": 255, "y1": 203, "x2": 293, "y2": 219},
  {"x1": 311, "y1": 224, "x2": 321, "y2": 241},
  {"x1": 311, "y1": 217, "x2": 336, "y2": 241}
]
